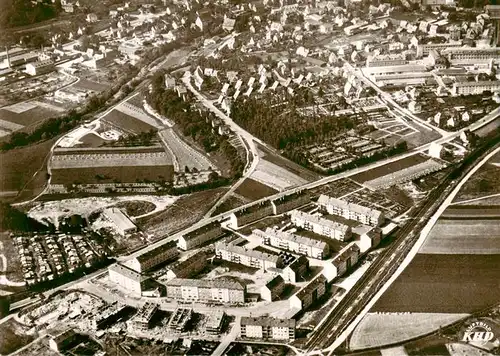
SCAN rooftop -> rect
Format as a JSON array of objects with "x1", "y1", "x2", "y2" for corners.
[
  {"x1": 271, "y1": 191, "x2": 309, "y2": 205},
  {"x1": 168, "y1": 251, "x2": 207, "y2": 275},
  {"x1": 453, "y1": 80, "x2": 500, "y2": 87},
  {"x1": 205, "y1": 310, "x2": 225, "y2": 329},
  {"x1": 290, "y1": 210, "x2": 350, "y2": 233},
  {"x1": 259, "y1": 227, "x2": 328, "y2": 250},
  {"x1": 109, "y1": 263, "x2": 147, "y2": 282},
  {"x1": 183, "y1": 221, "x2": 222, "y2": 240},
  {"x1": 234, "y1": 201, "x2": 272, "y2": 216},
  {"x1": 265, "y1": 275, "x2": 285, "y2": 290},
  {"x1": 134, "y1": 302, "x2": 158, "y2": 323},
  {"x1": 241, "y1": 316, "x2": 295, "y2": 328},
  {"x1": 216, "y1": 241, "x2": 282, "y2": 263},
  {"x1": 166, "y1": 277, "x2": 245, "y2": 290},
  {"x1": 285, "y1": 255, "x2": 309, "y2": 272},
  {"x1": 136, "y1": 240, "x2": 177, "y2": 264},
  {"x1": 332, "y1": 242, "x2": 360, "y2": 266},
  {"x1": 104, "y1": 208, "x2": 136, "y2": 232},
  {"x1": 293, "y1": 274, "x2": 327, "y2": 300}
]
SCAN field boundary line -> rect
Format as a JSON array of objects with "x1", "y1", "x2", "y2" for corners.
[{"x1": 450, "y1": 192, "x2": 500, "y2": 206}]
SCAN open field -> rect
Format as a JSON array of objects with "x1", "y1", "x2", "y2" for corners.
[
  {"x1": 159, "y1": 129, "x2": 214, "y2": 171},
  {"x1": 0, "y1": 139, "x2": 55, "y2": 196},
  {"x1": 76, "y1": 133, "x2": 107, "y2": 148},
  {"x1": 350, "y1": 154, "x2": 428, "y2": 184},
  {"x1": 114, "y1": 200, "x2": 156, "y2": 217},
  {"x1": 259, "y1": 145, "x2": 321, "y2": 182},
  {"x1": 420, "y1": 219, "x2": 500, "y2": 254},
  {"x1": 211, "y1": 194, "x2": 249, "y2": 216},
  {"x1": 0, "y1": 232, "x2": 24, "y2": 284},
  {"x1": 234, "y1": 178, "x2": 278, "y2": 201},
  {"x1": 114, "y1": 102, "x2": 161, "y2": 129},
  {"x1": 0, "y1": 105, "x2": 57, "y2": 127},
  {"x1": 73, "y1": 78, "x2": 110, "y2": 92},
  {"x1": 51, "y1": 165, "x2": 174, "y2": 185},
  {"x1": 251, "y1": 159, "x2": 308, "y2": 191},
  {"x1": 138, "y1": 187, "x2": 228, "y2": 237},
  {"x1": 101, "y1": 109, "x2": 156, "y2": 134},
  {"x1": 441, "y1": 205, "x2": 500, "y2": 219},
  {"x1": 372, "y1": 254, "x2": 500, "y2": 313},
  {"x1": 0, "y1": 319, "x2": 35, "y2": 355},
  {"x1": 453, "y1": 159, "x2": 500, "y2": 202},
  {"x1": 350, "y1": 312, "x2": 468, "y2": 350}
]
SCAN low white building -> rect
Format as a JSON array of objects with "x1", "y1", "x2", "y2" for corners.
[
  {"x1": 103, "y1": 208, "x2": 137, "y2": 236},
  {"x1": 290, "y1": 210, "x2": 352, "y2": 241}
]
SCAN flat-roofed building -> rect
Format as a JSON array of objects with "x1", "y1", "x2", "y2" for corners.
[
  {"x1": 271, "y1": 191, "x2": 310, "y2": 215},
  {"x1": 129, "y1": 302, "x2": 158, "y2": 330},
  {"x1": 416, "y1": 42, "x2": 462, "y2": 58},
  {"x1": 48, "y1": 329, "x2": 78, "y2": 353},
  {"x1": 260, "y1": 275, "x2": 286, "y2": 301},
  {"x1": 228, "y1": 202, "x2": 274, "y2": 229},
  {"x1": 177, "y1": 222, "x2": 225, "y2": 250},
  {"x1": 317, "y1": 195, "x2": 385, "y2": 227},
  {"x1": 240, "y1": 317, "x2": 295, "y2": 341},
  {"x1": 255, "y1": 227, "x2": 329, "y2": 259},
  {"x1": 451, "y1": 81, "x2": 500, "y2": 96},
  {"x1": 290, "y1": 210, "x2": 352, "y2": 241},
  {"x1": 25, "y1": 59, "x2": 55, "y2": 76},
  {"x1": 289, "y1": 274, "x2": 327, "y2": 311},
  {"x1": 103, "y1": 208, "x2": 137, "y2": 236},
  {"x1": 442, "y1": 47, "x2": 500, "y2": 65},
  {"x1": 215, "y1": 241, "x2": 284, "y2": 271},
  {"x1": 168, "y1": 307, "x2": 192, "y2": 331},
  {"x1": 129, "y1": 240, "x2": 179, "y2": 273},
  {"x1": 165, "y1": 278, "x2": 245, "y2": 303},
  {"x1": 362, "y1": 64, "x2": 428, "y2": 78},
  {"x1": 108, "y1": 263, "x2": 149, "y2": 296},
  {"x1": 205, "y1": 310, "x2": 226, "y2": 334},
  {"x1": 280, "y1": 255, "x2": 309, "y2": 283},
  {"x1": 366, "y1": 53, "x2": 409, "y2": 67},
  {"x1": 166, "y1": 251, "x2": 208, "y2": 280},
  {"x1": 322, "y1": 242, "x2": 360, "y2": 282}
]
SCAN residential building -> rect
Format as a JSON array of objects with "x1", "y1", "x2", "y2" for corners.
[
  {"x1": 451, "y1": 81, "x2": 500, "y2": 96},
  {"x1": 130, "y1": 303, "x2": 158, "y2": 330},
  {"x1": 227, "y1": 202, "x2": 273, "y2": 229},
  {"x1": 205, "y1": 310, "x2": 226, "y2": 334},
  {"x1": 129, "y1": 240, "x2": 179, "y2": 273},
  {"x1": 103, "y1": 208, "x2": 137, "y2": 236},
  {"x1": 255, "y1": 227, "x2": 329, "y2": 259},
  {"x1": 317, "y1": 195, "x2": 385, "y2": 227},
  {"x1": 168, "y1": 307, "x2": 192, "y2": 331},
  {"x1": 323, "y1": 242, "x2": 360, "y2": 282},
  {"x1": 166, "y1": 251, "x2": 207, "y2": 280},
  {"x1": 177, "y1": 222, "x2": 225, "y2": 250},
  {"x1": 240, "y1": 317, "x2": 295, "y2": 341},
  {"x1": 280, "y1": 256, "x2": 309, "y2": 283},
  {"x1": 25, "y1": 59, "x2": 54, "y2": 76},
  {"x1": 289, "y1": 275, "x2": 328, "y2": 311},
  {"x1": 270, "y1": 191, "x2": 310, "y2": 215},
  {"x1": 359, "y1": 228, "x2": 382, "y2": 253},
  {"x1": 86, "y1": 13, "x2": 98, "y2": 22},
  {"x1": 260, "y1": 275, "x2": 286, "y2": 302},
  {"x1": 165, "y1": 278, "x2": 245, "y2": 303},
  {"x1": 215, "y1": 241, "x2": 284, "y2": 271},
  {"x1": 91, "y1": 302, "x2": 129, "y2": 330},
  {"x1": 290, "y1": 210, "x2": 352, "y2": 241},
  {"x1": 108, "y1": 263, "x2": 149, "y2": 296}
]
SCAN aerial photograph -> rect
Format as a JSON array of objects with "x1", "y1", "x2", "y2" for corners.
[{"x1": 0, "y1": 0, "x2": 499, "y2": 355}]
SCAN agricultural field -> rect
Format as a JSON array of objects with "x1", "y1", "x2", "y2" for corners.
[
  {"x1": 371, "y1": 254, "x2": 500, "y2": 314},
  {"x1": 251, "y1": 159, "x2": 308, "y2": 191},
  {"x1": 113, "y1": 101, "x2": 162, "y2": 129},
  {"x1": 310, "y1": 179, "x2": 364, "y2": 199},
  {"x1": 349, "y1": 313, "x2": 468, "y2": 350},
  {"x1": 159, "y1": 129, "x2": 215, "y2": 171},
  {"x1": 259, "y1": 145, "x2": 321, "y2": 182},
  {"x1": 138, "y1": 187, "x2": 228, "y2": 237},
  {"x1": 234, "y1": 178, "x2": 278, "y2": 201},
  {"x1": 72, "y1": 78, "x2": 110, "y2": 92},
  {"x1": 100, "y1": 109, "x2": 157, "y2": 135},
  {"x1": 0, "y1": 103, "x2": 59, "y2": 138},
  {"x1": 440, "y1": 205, "x2": 500, "y2": 219}
]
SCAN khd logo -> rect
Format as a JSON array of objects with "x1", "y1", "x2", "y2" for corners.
[{"x1": 461, "y1": 321, "x2": 495, "y2": 345}]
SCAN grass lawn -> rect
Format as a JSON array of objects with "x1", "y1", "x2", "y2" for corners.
[{"x1": 234, "y1": 178, "x2": 278, "y2": 201}]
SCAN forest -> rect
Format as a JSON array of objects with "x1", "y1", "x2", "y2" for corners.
[
  {"x1": 0, "y1": 0, "x2": 61, "y2": 28},
  {"x1": 0, "y1": 203, "x2": 49, "y2": 233},
  {"x1": 147, "y1": 73, "x2": 245, "y2": 180}
]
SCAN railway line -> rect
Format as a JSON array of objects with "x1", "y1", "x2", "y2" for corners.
[{"x1": 305, "y1": 133, "x2": 500, "y2": 354}]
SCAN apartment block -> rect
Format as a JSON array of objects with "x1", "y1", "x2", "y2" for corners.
[
  {"x1": 228, "y1": 202, "x2": 273, "y2": 229},
  {"x1": 177, "y1": 222, "x2": 225, "y2": 250},
  {"x1": 323, "y1": 242, "x2": 361, "y2": 282},
  {"x1": 271, "y1": 191, "x2": 310, "y2": 215},
  {"x1": 129, "y1": 240, "x2": 179, "y2": 273},
  {"x1": 254, "y1": 227, "x2": 329, "y2": 259},
  {"x1": 165, "y1": 278, "x2": 245, "y2": 303},
  {"x1": 166, "y1": 251, "x2": 207, "y2": 280},
  {"x1": 215, "y1": 241, "x2": 284, "y2": 271},
  {"x1": 451, "y1": 81, "x2": 500, "y2": 96},
  {"x1": 289, "y1": 275, "x2": 328, "y2": 311},
  {"x1": 129, "y1": 302, "x2": 158, "y2": 330},
  {"x1": 442, "y1": 47, "x2": 500, "y2": 65},
  {"x1": 108, "y1": 263, "x2": 149, "y2": 296},
  {"x1": 280, "y1": 256, "x2": 309, "y2": 283},
  {"x1": 290, "y1": 210, "x2": 352, "y2": 241},
  {"x1": 240, "y1": 317, "x2": 296, "y2": 341},
  {"x1": 260, "y1": 275, "x2": 286, "y2": 302},
  {"x1": 317, "y1": 195, "x2": 384, "y2": 227}
]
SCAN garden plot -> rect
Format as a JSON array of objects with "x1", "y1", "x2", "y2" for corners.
[
  {"x1": 250, "y1": 159, "x2": 308, "y2": 191},
  {"x1": 419, "y1": 219, "x2": 500, "y2": 254},
  {"x1": 0, "y1": 104, "x2": 57, "y2": 126},
  {"x1": 159, "y1": 129, "x2": 214, "y2": 171},
  {"x1": 350, "y1": 313, "x2": 468, "y2": 350}
]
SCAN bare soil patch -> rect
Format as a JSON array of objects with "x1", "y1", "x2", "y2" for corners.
[
  {"x1": 234, "y1": 178, "x2": 278, "y2": 201},
  {"x1": 350, "y1": 154, "x2": 428, "y2": 183}
]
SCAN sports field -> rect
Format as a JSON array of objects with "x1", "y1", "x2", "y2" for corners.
[{"x1": 371, "y1": 254, "x2": 500, "y2": 314}]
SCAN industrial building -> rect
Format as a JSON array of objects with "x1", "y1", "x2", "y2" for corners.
[
  {"x1": 177, "y1": 222, "x2": 225, "y2": 250},
  {"x1": 240, "y1": 317, "x2": 296, "y2": 341},
  {"x1": 103, "y1": 208, "x2": 137, "y2": 236},
  {"x1": 108, "y1": 263, "x2": 149, "y2": 296},
  {"x1": 290, "y1": 210, "x2": 352, "y2": 241},
  {"x1": 323, "y1": 242, "x2": 361, "y2": 282},
  {"x1": 129, "y1": 240, "x2": 179, "y2": 273},
  {"x1": 254, "y1": 227, "x2": 330, "y2": 259},
  {"x1": 365, "y1": 53, "x2": 410, "y2": 67},
  {"x1": 317, "y1": 195, "x2": 385, "y2": 227},
  {"x1": 441, "y1": 47, "x2": 500, "y2": 65},
  {"x1": 260, "y1": 275, "x2": 286, "y2": 302},
  {"x1": 227, "y1": 202, "x2": 273, "y2": 229},
  {"x1": 165, "y1": 251, "x2": 207, "y2": 280},
  {"x1": 165, "y1": 278, "x2": 246, "y2": 303},
  {"x1": 25, "y1": 59, "x2": 55, "y2": 76},
  {"x1": 416, "y1": 42, "x2": 462, "y2": 58},
  {"x1": 215, "y1": 241, "x2": 284, "y2": 271},
  {"x1": 289, "y1": 275, "x2": 328, "y2": 311},
  {"x1": 270, "y1": 191, "x2": 310, "y2": 215}
]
